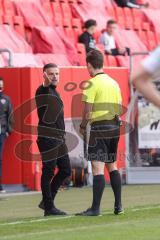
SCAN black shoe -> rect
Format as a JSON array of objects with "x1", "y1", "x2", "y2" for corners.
[
  {"x1": 38, "y1": 200, "x2": 44, "y2": 210},
  {"x1": 75, "y1": 208, "x2": 100, "y2": 216},
  {"x1": 114, "y1": 206, "x2": 124, "y2": 215},
  {"x1": 44, "y1": 207, "x2": 67, "y2": 216}
]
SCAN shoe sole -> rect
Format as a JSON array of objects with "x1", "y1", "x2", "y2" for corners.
[
  {"x1": 75, "y1": 213, "x2": 102, "y2": 217},
  {"x1": 44, "y1": 214, "x2": 67, "y2": 217},
  {"x1": 114, "y1": 211, "x2": 124, "y2": 215}
]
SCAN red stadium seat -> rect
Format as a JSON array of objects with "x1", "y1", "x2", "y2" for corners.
[
  {"x1": 42, "y1": 1, "x2": 53, "y2": 17},
  {"x1": 107, "y1": 55, "x2": 118, "y2": 67},
  {"x1": 25, "y1": 28, "x2": 32, "y2": 44},
  {"x1": 3, "y1": 0, "x2": 15, "y2": 15},
  {"x1": 2, "y1": 15, "x2": 13, "y2": 26},
  {"x1": 63, "y1": 18, "x2": 72, "y2": 28},
  {"x1": 137, "y1": 30, "x2": 149, "y2": 49},
  {"x1": 123, "y1": 8, "x2": 133, "y2": 30},
  {"x1": 146, "y1": 31, "x2": 157, "y2": 50},
  {"x1": 96, "y1": 43, "x2": 107, "y2": 66},
  {"x1": 116, "y1": 56, "x2": 129, "y2": 68},
  {"x1": 36, "y1": 53, "x2": 72, "y2": 66},
  {"x1": 132, "y1": 9, "x2": 143, "y2": 30},
  {"x1": 51, "y1": 2, "x2": 62, "y2": 19},
  {"x1": 132, "y1": 9, "x2": 144, "y2": 21},
  {"x1": 0, "y1": 25, "x2": 32, "y2": 53},
  {"x1": 0, "y1": 0, "x2": 4, "y2": 15},
  {"x1": 107, "y1": 5, "x2": 116, "y2": 20},
  {"x1": 54, "y1": 16, "x2": 63, "y2": 27},
  {"x1": 156, "y1": 33, "x2": 160, "y2": 44},
  {"x1": 13, "y1": 16, "x2": 25, "y2": 38},
  {"x1": 132, "y1": 9, "x2": 150, "y2": 31},
  {"x1": 59, "y1": 0, "x2": 77, "y2": 3},
  {"x1": 115, "y1": 7, "x2": 125, "y2": 28},
  {"x1": 142, "y1": 22, "x2": 150, "y2": 31},
  {"x1": 133, "y1": 19, "x2": 141, "y2": 30},
  {"x1": 73, "y1": 28, "x2": 82, "y2": 42},
  {"x1": 77, "y1": 43, "x2": 86, "y2": 66},
  {"x1": 72, "y1": 18, "x2": 82, "y2": 31},
  {"x1": 3, "y1": 53, "x2": 39, "y2": 67},
  {"x1": 0, "y1": 15, "x2": 2, "y2": 24},
  {"x1": 72, "y1": 18, "x2": 82, "y2": 41},
  {"x1": 51, "y1": 2, "x2": 63, "y2": 26},
  {"x1": 65, "y1": 27, "x2": 75, "y2": 43},
  {"x1": 61, "y1": 3, "x2": 72, "y2": 18},
  {"x1": 68, "y1": 0, "x2": 77, "y2": 3},
  {"x1": 60, "y1": 0, "x2": 69, "y2": 3}
]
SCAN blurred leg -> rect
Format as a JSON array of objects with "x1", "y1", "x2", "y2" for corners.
[
  {"x1": 50, "y1": 149, "x2": 71, "y2": 206},
  {"x1": 106, "y1": 162, "x2": 122, "y2": 208},
  {"x1": 91, "y1": 161, "x2": 105, "y2": 211}
]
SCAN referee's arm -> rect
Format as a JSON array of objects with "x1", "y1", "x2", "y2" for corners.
[
  {"x1": 80, "y1": 102, "x2": 93, "y2": 135},
  {"x1": 80, "y1": 81, "x2": 96, "y2": 135}
]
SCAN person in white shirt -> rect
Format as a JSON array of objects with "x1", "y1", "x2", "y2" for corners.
[
  {"x1": 132, "y1": 46, "x2": 160, "y2": 108},
  {"x1": 99, "y1": 20, "x2": 130, "y2": 56}
]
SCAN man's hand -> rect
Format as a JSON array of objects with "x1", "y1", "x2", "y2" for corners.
[
  {"x1": 79, "y1": 126, "x2": 86, "y2": 136},
  {"x1": 118, "y1": 48, "x2": 126, "y2": 55},
  {"x1": 43, "y1": 72, "x2": 52, "y2": 87}
]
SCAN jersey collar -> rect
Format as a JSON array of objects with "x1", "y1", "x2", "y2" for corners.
[{"x1": 94, "y1": 72, "x2": 105, "y2": 77}]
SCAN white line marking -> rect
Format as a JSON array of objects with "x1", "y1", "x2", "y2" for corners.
[
  {"x1": 0, "y1": 219, "x2": 155, "y2": 240},
  {"x1": 0, "y1": 205, "x2": 160, "y2": 227},
  {"x1": 0, "y1": 216, "x2": 73, "y2": 226},
  {"x1": 132, "y1": 205, "x2": 160, "y2": 212}
]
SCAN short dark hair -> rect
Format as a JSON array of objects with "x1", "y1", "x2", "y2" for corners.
[
  {"x1": 86, "y1": 50, "x2": 104, "y2": 69},
  {"x1": 0, "y1": 77, "x2": 3, "y2": 82},
  {"x1": 84, "y1": 19, "x2": 97, "y2": 29},
  {"x1": 107, "y1": 19, "x2": 117, "y2": 26},
  {"x1": 43, "y1": 63, "x2": 58, "y2": 72}
]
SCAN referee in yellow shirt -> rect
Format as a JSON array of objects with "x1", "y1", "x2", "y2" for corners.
[{"x1": 76, "y1": 50, "x2": 123, "y2": 216}]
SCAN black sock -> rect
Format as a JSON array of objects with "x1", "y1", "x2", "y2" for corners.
[
  {"x1": 91, "y1": 175, "x2": 105, "y2": 211},
  {"x1": 110, "y1": 170, "x2": 122, "y2": 208}
]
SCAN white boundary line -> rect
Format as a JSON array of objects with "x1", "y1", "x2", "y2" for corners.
[
  {"x1": 0, "y1": 216, "x2": 73, "y2": 226},
  {"x1": 132, "y1": 205, "x2": 160, "y2": 212},
  {"x1": 0, "y1": 222, "x2": 135, "y2": 240},
  {"x1": 1, "y1": 218, "x2": 160, "y2": 240},
  {"x1": 0, "y1": 205, "x2": 160, "y2": 227}
]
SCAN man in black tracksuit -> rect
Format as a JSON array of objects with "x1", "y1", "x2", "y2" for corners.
[
  {"x1": 0, "y1": 77, "x2": 13, "y2": 193},
  {"x1": 79, "y1": 19, "x2": 97, "y2": 53},
  {"x1": 35, "y1": 63, "x2": 71, "y2": 216}
]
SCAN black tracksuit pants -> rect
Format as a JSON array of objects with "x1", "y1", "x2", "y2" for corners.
[{"x1": 37, "y1": 136, "x2": 71, "y2": 211}]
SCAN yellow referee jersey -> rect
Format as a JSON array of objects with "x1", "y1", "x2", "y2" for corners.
[{"x1": 82, "y1": 72, "x2": 122, "y2": 123}]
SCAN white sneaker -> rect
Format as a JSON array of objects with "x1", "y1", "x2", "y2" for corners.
[{"x1": 0, "y1": 189, "x2": 6, "y2": 193}]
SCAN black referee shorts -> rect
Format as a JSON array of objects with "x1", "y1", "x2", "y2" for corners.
[{"x1": 87, "y1": 119, "x2": 120, "y2": 163}]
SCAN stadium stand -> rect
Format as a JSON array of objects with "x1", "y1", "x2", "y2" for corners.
[
  {"x1": 0, "y1": 0, "x2": 159, "y2": 67},
  {"x1": 0, "y1": 25, "x2": 32, "y2": 53}
]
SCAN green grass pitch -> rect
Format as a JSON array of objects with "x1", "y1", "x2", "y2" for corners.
[{"x1": 0, "y1": 185, "x2": 160, "y2": 240}]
